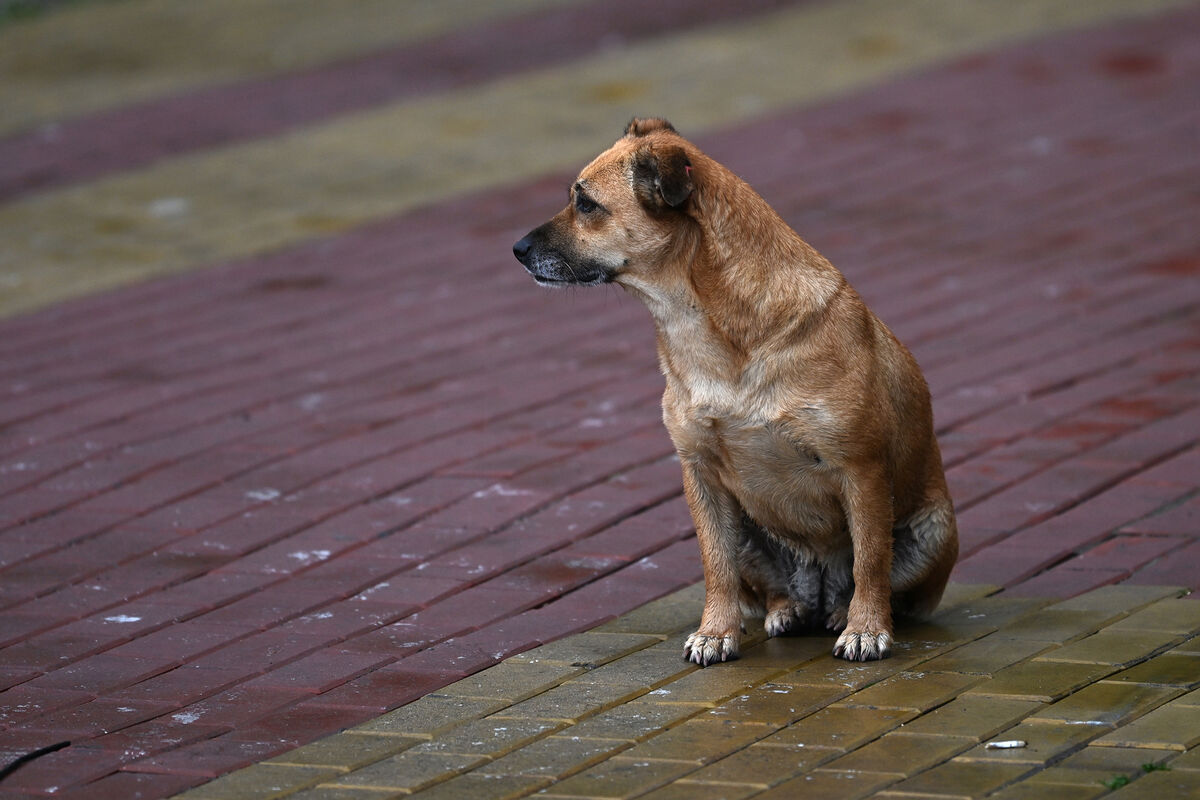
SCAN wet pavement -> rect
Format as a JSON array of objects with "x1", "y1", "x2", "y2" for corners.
[{"x1": 0, "y1": 1, "x2": 1197, "y2": 797}]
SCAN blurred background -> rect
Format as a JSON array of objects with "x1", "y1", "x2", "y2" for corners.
[{"x1": 1, "y1": 0, "x2": 1190, "y2": 316}]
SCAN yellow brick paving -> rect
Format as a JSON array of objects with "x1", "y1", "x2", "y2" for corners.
[
  {"x1": 0, "y1": 0, "x2": 1193, "y2": 318},
  {"x1": 172, "y1": 582, "x2": 1200, "y2": 799},
  {"x1": 0, "y1": 0, "x2": 582, "y2": 137}
]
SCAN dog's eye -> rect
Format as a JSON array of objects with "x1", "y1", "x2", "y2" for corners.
[{"x1": 575, "y1": 194, "x2": 599, "y2": 215}]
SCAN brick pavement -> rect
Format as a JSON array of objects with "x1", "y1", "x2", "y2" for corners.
[
  {"x1": 0, "y1": 1, "x2": 1198, "y2": 798},
  {"x1": 178, "y1": 583, "x2": 1200, "y2": 799}
]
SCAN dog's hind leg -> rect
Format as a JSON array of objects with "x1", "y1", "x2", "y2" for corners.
[
  {"x1": 737, "y1": 522, "x2": 807, "y2": 637},
  {"x1": 891, "y1": 498, "x2": 958, "y2": 620},
  {"x1": 820, "y1": 552, "x2": 853, "y2": 632},
  {"x1": 781, "y1": 558, "x2": 822, "y2": 633}
]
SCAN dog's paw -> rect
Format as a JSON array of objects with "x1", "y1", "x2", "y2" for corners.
[
  {"x1": 764, "y1": 607, "x2": 799, "y2": 638},
  {"x1": 832, "y1": 629, "x2": 892, "y2": 662},
  {"x1": 825, "y1": 606, "x2": 848, "y2": 633},
  {"x1": 683, "y1": 631, "x2": 739, "y2": 666}
]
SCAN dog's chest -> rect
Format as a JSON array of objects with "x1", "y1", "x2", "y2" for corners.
[{"x1": 672, "y1": 406, "x2": 847, "y2": 544}]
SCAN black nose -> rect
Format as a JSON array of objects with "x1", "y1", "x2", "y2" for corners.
[{"x1": 513, "y1": 234, "x2": 533, "y2": 262}]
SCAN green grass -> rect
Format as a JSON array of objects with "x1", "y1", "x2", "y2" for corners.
[
  {"x1": 1101, "y1": 763, "x2": 1173, "y2": 791},
  {"x1": 1102, "y1": 775, "x2": 1131, "y2": 790},
  {"x1": 0, "y1": 0, "x2": 119, "y2": 27}
]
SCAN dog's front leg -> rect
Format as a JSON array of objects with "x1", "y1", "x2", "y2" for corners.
[
  {"x1": 834, "y1": 466, "x2": 895, "y2": 661},
  {"x1": 680, "y1": 460, "x2": 743, "y2": 666}
]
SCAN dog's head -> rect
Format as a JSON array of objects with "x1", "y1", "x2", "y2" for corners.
[{"x1": 512, "y1": 117, "x2": 696, "y2": 287}]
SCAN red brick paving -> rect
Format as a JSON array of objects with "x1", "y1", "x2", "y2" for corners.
[{"x1": 1, "y1": 5, "x2": 1199, "y2": 798}]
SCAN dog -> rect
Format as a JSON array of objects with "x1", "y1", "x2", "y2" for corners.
[{"x1": 513, "y1": 118, "x2": 958, "y2": 664}]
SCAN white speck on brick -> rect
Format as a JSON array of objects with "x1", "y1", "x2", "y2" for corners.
[
  {"x1": 288, "y1": 550, "x2": 331, "y2": 564},
  {"x1": 297, "y1": 393, "x2": 325, "y2": 411},
  {"x1": 955, "y1": 384, "x2": 998, "y2": 398},
  {"x1": 173, "y1": 712, "x2": 202, "y2": 724},
  {"x1": 147, "y1": 196, "x2": 189, "y2": 218},
  {"x1": 246, "y1": 488, "x2": 281, "y2": 502},
  {"x1": 473, "y1": 483, "x2": 534, "y2": 499},
  {"x1": 355, "y1": 582, "x2": 390, "y2": 599},
  {"x1": 104, "y1": 615, "x2": 142, "y2": 623}
]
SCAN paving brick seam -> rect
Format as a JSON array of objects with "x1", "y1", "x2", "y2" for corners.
[
  {"x1": 0, "y1": 327, "x2": 658, "y2": 506},
  {"x1": 0, "y1": 245, "x2": 640, "y2": 438},
  {"x1": 3, "y1": 378, "x2": 667, "y2": 536},
  {"x1": 0, "y1": 552, "x2": 702, "y2": 759},
  {"x1": 748, "y1": 93, "x2": 1196, "y2": 266},
  {"x1": 0, "y1": 310, "x2": 657, "y2": 504},
  {"x1": 715, "y1": 68, "x2": 1199, "y2": 276},
  {"x1": 0, "y1": 263, "x2": 608, "y2": 430},
  {"x1": 933, "y1": 329, "x2": 1197, "y2": 448},
  {"x1": 0, "y1": 452, "x2": 690, "y2": 655},
  {"x1": 0, "y1": 438, "x2": 676, "y2": 633},
  {"x1": 0, "y1": 426, "x2": 679, "y2": 615},
  {"x1": 939, "y1": 353, "x2": 1195, "y2": 470},
  {"x1": 950, "y1": 407, "x2": 1199, "y2": 518}
]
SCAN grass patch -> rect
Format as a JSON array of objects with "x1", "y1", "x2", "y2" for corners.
[
  {"x1": 0, "y1": 0, "x2": 118, "y2": 27},
  {"x1": 1101, "y1": 764, "x2": 1173, "y2": 791},
  {"x1": 1101, "y1": 774, "x2": 1130, "y2": 790}
]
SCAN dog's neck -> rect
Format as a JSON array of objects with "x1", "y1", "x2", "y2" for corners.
[{"x1": 621, "y1": 155, "x2": 846, "y2": 396}]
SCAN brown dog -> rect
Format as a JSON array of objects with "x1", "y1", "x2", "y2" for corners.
[{"x1": 513, "y1": 118, "x2": 958, "y2": 664}]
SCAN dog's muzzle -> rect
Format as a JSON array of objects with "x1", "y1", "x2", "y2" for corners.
[{"x1": 513, "y1": 229, "x2": 611, "y2": 287}]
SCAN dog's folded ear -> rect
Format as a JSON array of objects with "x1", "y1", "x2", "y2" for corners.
[
  {"x1": 625, "y1": 117, "x2": 676, "y2": 137},
  {"x1": 632, "y1": 146, "x2": 694, "y2": 210}
]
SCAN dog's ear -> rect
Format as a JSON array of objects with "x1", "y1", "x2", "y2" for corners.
[
  {"x1": 625, "y1": 117, "x2": 676, "y2": 137},
  {"x1": 632, "y1": 145, "x2": 693, "y2": 210}
]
